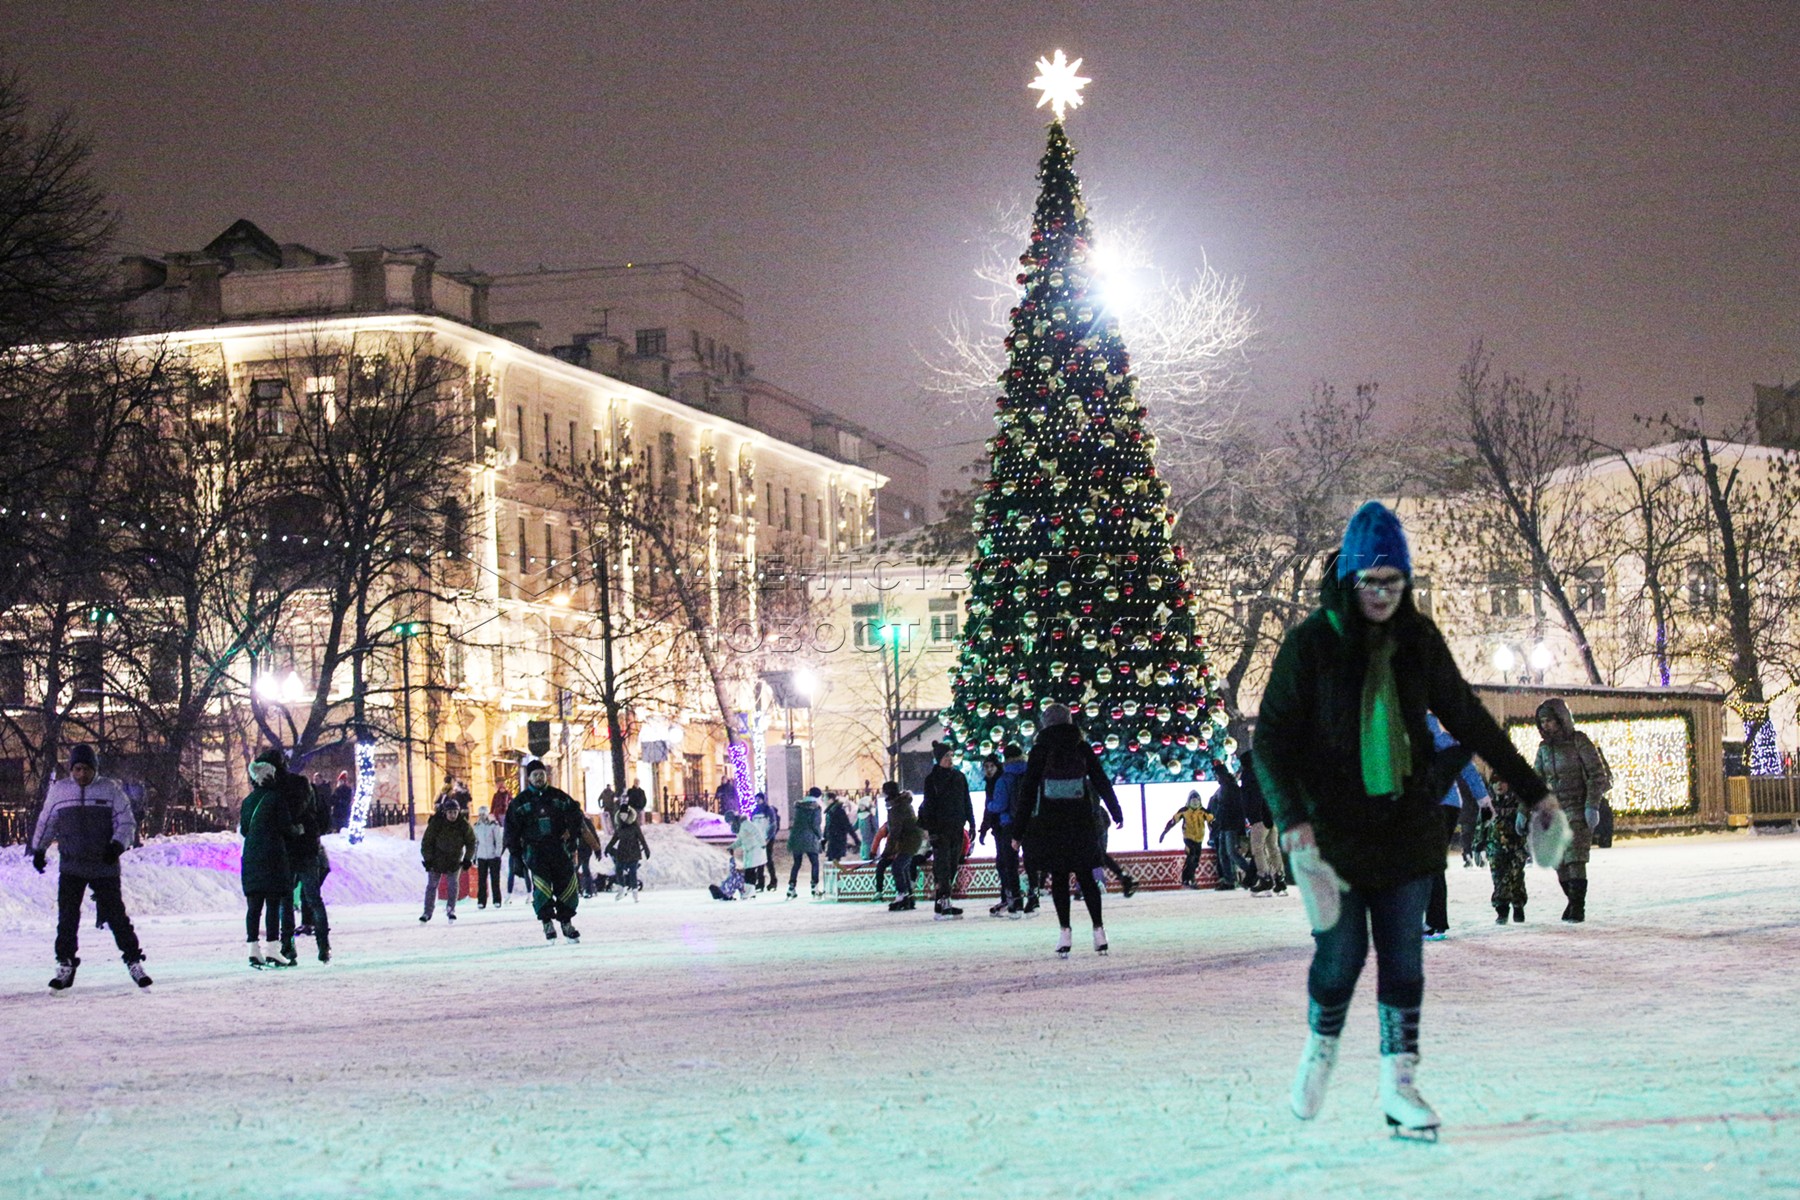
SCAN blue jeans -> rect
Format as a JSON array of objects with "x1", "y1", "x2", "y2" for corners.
[
  {"x1": 423, "y1": 870, "x2": 461, "y2": 916},
  {"x1": 1308, "y1": 874, "x2": 1431, "y2": 1028}
]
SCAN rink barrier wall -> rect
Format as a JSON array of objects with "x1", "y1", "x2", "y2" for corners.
[{"x1": 825, "y1": 848, "x2": 1214, "y2": 902}]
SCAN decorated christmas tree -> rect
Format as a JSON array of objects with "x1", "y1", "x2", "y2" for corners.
[{"x1": 944, "y1": 53, "x2": 1225, "y2": 782}]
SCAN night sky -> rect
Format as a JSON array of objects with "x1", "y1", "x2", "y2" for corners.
[{"x1": 5, "y1": 1, "x2": 1797, "y2": 498}]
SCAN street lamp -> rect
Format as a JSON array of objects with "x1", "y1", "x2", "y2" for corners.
[
  {"x1": 1493, "y1": 644, "x2": 1516, "y2": 685},
  {"x1": 394, "y1": 620, "x2": 426, "y2": 839},
  {"x1": 1529, "y1": 642, "x2": 1553, "y2": 683},
  {"x1": 876, "y1": 621, "x2": 904, "y2": 782}
]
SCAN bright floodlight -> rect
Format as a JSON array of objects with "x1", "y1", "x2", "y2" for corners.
[
  {"x1": 1529, "y1": 643, "x2": 1553, "y2": 672},
  {"x1": 279, "y1": 670, "x2": 308, "y2": 706},
  {"x1": 793, "y1": 668, "x2": 818, "y2": 699},
  {"x1": 1493, "y1": 645, "x2": 1517, "y2": 674},
  {"x1": 253, "y1": 673, "x2": 281, "y2": 702}
]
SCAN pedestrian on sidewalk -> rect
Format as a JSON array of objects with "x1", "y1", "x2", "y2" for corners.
[
  {"x1": 30, "y1": 743, "x2": 152, "y2": 990},
  {"x1": 1158, "y1": 791, "x2": 1211, "y2": 889},
  {"x1": 919, "y1": 742, "x2": 976, "y2": 919},
  {"x1": 505, "y1": 758, "x2": 604, "y2": 940},
  {"x1": 605, "y1": 803, "x2": 650, "y2": 900},
  {"x1": 1019, "y1": 704, "x2": 1122, "y2": 957},
  {"x1": 474, "y1": 804, "x2": 505, "y2": 909},
  {"x1": 420, "y1": 795, "x2": 475, "y2": 923},
  {"x1": 241, "y1": 749, "x2": 300, "y2": 970},
  {"x1": 786, "y1": 788, "x2": 824, "y2": 898},
  {"x1": 1254, "y1": 500, "x2": 1551, "y2": 1138}
]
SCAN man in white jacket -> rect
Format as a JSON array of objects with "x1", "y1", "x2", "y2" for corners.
[{"x1": 30, "y1": 743, "x2": 151, "y2": 990}]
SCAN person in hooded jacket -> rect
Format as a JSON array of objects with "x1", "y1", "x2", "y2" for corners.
[
  {"x1": 822, "y1": 790, "x2": 859, "y2": 866},
  {"x1": 1254, "y1": 501, "x2": 1553, "y2": 1138},
  {"x1": 605, "y1": 804, "x2": 651, "y2": 899},
  {"x1": 1533, "y1": 697, "x2": 1610, "y2": 923},
  {"x1": 732, "y1": 805, "x2": 771, "y2": 894},
  {"x1": 1158, "y1": 790, "x2": 1212, "y2": 889},
  {"x1": 420, "y1": 795, "x2": 476, "y2": 922},
  {"x1": 919, "y1": 742, "x2": 977, "y2": 919},
  {"x1": 880, "y1": 788, "x2": 926, "y2": 911},
  {"x1": 504, "y1": 758, "x2": 603, "y2": 940},
  {"x1": 473, "y1": 804, "x2": 506, "y2": 908},
  {"x1": 786, "y1": 788, "x2": 825, "y2": 898},
  {"x1": 240, "y1": 749, "x2": 302, "y2": 969},
  {"x1": 30, "y1": 743, "x2": 151, "y2": 990},
  {"x1": 854, "y1": 794, "x2": 878, "y2": 860},
  {"x1": 980, "y1": 748, "x2": 1027, "y2": 916},
  {"x1": 751, "y1": 792, "x2": 782, "y2": 890},
  {"x1": 1019, "y1": 705, "x2": 1123, "y2": 956}
]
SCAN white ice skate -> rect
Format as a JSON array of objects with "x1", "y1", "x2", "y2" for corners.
[
  {"x1": 1056, "y1": 927, "x2": 1072, "y2": 958},
  {"x1": 1379, "y1": 1053, "x2": 1441, "y2": 1141},
  {"x1": 1093, "y1": 926, "x2": 1108, "y2": 955},
  {"x1": 1290, "y1": 1031, "x2": 1340, "y2": 1120}
]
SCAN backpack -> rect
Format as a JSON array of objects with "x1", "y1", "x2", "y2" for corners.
[{"x1": 1035, "y1": 744, "x2": 1093, "y2": 820}]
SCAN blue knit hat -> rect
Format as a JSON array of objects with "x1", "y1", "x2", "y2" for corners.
[{"x1": 1336, "y1": 501, "x2": 1412, "y2": 579}]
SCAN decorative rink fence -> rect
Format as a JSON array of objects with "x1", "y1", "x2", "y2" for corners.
[{"x1": 825, "y1": 848, "x2": 1216, "y2": 902}]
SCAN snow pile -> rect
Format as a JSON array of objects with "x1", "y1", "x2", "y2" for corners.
[
  {"x1": 0, "y1": 823, "x2": 727, "y2": 929},
  {"x1": 637, "y1": 823, "x2": 731, "y2": 889},
  {"x1": 680, "y1": 805, "x2": 735, "y2": 841}
]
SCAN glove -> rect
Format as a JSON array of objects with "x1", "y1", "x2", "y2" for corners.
[
  {"x1": 32, "y1": 849, "x2": 47, "y2": 874},
  {"x1": 103, "y1": 840, "x2": 124, "y2": 865},
  {"x1": 461, "y1": 860, "x2": 474, "y2": 871},
  {"x1": 1514, "y1": 811, "x2": 1528, "y2": 836},
  {"x1": 1584, "y1": 807, "x2": 1600, "y2": 828}
]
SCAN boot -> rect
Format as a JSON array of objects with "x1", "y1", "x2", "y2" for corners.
[
  {"x1": 1379, "y1": 1053, "x2": 1441, "y2": 1139},
  {"x1": 1289, "y1": 1031, "x2": 1339, "y2": 1119},
  {"x1": 543, "y1": 920, "x2": 558, "y2": 941},
  {"x1": 1512, "y1": 903, "x2": 1525, "y2": 923},
  {"x1": 988, "y1": 899, "x2": 1010, "y2": 918},
  {"x1": 1272, "y1": 875, "x2": 1288, "y2": 896},
  {"x1": 126, "y1": 957, "x2": 153, "y2": 988},
  {"x1": 1120, "y1": 873, "x2": 1139, "y2": 898},
  {"x1": 1566, "y1": 879, "x2": 1586, "y2": 923},
  {"x1": 1559, "y1": 877, "x2": 1574, "y2": 921},
  {"x1": 559, "y1": 920, "x2": 581, "y2": 941},
  {"x1": 1022, "y1": 891, "x2": 1040, "y2": 914},
  {"x1": 317, "y1": 934, "x2": 332, "y2": 963},
  {"x1": 49, "y1": 957, "x2": 79, "y2": 990},
  {"x1": 887, "y1": 895, "x2": 914, "y2": 912},
  {"x1": 1250, "y1": 874, "x2": 1274, "y2": 895},
  {"x1": 1494, "y1": 903, "x2": 1509, "y2": 925}
]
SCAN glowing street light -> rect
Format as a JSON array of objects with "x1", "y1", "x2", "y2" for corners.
[
  {"x1": 1529, "y1": 643, "x2": 1553, "y2": 674},
  {"x1": 1493, "y1": 644, "x2": 1516, "y2": 684}
]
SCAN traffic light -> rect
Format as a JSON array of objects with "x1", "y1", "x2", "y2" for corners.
[{"x1": 394, "y1": 621, "x2": 426, "y2": 638}]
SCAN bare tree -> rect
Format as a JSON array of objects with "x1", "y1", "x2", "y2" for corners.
[
  {"x1": 1661, "y1": 397, "x2": 1800, "y2": 759},
  {"x1": 0, "y1": 69, "x2": 116, "y2": 342},
  {"x1": 1185, "y1": 383, "x2": 1396, "y2": 716},
  {"x1": 920, "y1": 201, "x2": 1257, "y2": 485},
  {"x1": 1448, "y1": 342, "x2": 1606, "y2": 684}
]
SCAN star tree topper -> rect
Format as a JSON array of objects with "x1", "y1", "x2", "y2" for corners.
[{"x1": 1029, "y1": 49, "x2": 1091, "y2": 121}]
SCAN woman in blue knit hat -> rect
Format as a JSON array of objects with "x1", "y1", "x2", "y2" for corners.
[{"x1": 1252, "y1": 501, "x2": 1555, "y2": 1138}]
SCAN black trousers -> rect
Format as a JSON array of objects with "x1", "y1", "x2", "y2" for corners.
[
  {"x1": 244, "y1": 890, "x2": 294, "y2": 945},
  {"x1": 931, "y1": 836, "x2": 964, "y2": 901},
  {"x1": 994, "y1": 834, "x2": 1022, "y2": 902},
  {"x1": 476, "y1": 857, "x2": 503, "y2": 905},
  {"x1": 1425, "y1": 806, "x2": 1462, "y2": 932},
  {"x1": 56, "y1": 873, "x2": 143, "y2": 964},
  {"x1": 1181, "y1": 838, "x2": 1205, "y2": 885}
]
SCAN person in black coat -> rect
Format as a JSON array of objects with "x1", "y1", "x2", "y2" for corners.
[
  {"x1": 1207, "y1": 753, "x2": 1253, "y2": 890},
  {"x1": 1019, "y1": 706, "x2": 1123, "y2": 956},
  {"x1": 1255, "y1": 501, "x2": 1552, "y2": 1136},
  {"x1": 822, "y1": 791, "x2": 859, "y2": 864},
  {"x1": 289, "y1": 771, "x2": 333, "y2": 960},
  {"x1": 240, "y1": 749, "x2": 301, "y2": 969},
  {"x1": 918, "y1": 742, "x2": 976, "y2": 919}
]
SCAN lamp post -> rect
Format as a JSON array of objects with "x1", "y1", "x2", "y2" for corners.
[
  {"x1": 1529, "y1": 642, "x2": 1553, "y2": 685},
  {"x1": 1493, "y1": 644, "x2": 1516, "y2": 685},
  {"x1": 395, "y1": 621, "x2": 425, "y2": 840},
  {"x1": 878, "y1": 620, "x2": 904, "y2": 782}
]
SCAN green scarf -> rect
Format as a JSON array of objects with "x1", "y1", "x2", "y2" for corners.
[{"x1": 1360, "y1": 631, "x2": 1410, "y2": 797}]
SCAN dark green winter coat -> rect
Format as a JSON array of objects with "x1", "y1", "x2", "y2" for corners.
[
  {"x1": 421, "y1": 811, "x2": 476, "y2": 873},
  {"x1": 239, "y1": 783, "x2": 296, "y2": 895},
  {"x1": 1252, "y1": 557, "x2": 1546, "y2": 891}
]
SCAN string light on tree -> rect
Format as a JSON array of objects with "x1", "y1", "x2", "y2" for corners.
[{"x1": 943, "y1": 54, "x2": 1223, "y2": 783}]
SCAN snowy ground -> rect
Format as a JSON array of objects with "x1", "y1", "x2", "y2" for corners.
[{"x1": 1, "y1": 832, "x2": 1797, "y2": 1199}]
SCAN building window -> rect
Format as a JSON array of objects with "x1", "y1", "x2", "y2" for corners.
[
  {"x1": 72, "y1": 638, "x2": 104, "y2": 700},
  {"x1": 1411, "y1": 572, "x2": 1433, "y2": 618},
  {"x1": 1488, "y1": 576, "x2": 1523, "y2": 618},
  {"x1": 800, "y1": 492, "x2": 809, "y2": 536},
  {"x1": 569, "y1": 421, "x2": 578, "y2": 470},
  {"x1": 1574, "y1": 566, "x2": 1606, "y2": 615},
  {"x1": 0, "y1": 643, "x2": 24, "y2": 707},
  {"x1": 517, "y1": 516, "x2": 529, "y2": 569},
  {"x1": 852, "y1": 602, "x2": 882, "y2": 649},
  {"x1": 636, "y1": 328, "x2": 668, "y2": 356},
  {"x1": 515, "y1": 405, "x2": 526, "y2": 457},
  {"x1": 659, "y1": 432, "x2": 679, "y2": 500},
  {"x1": 783, "y1": 488, "x2": 792, "y2": 532},
  {"x1": 304, "y1": 375, "x2": 337, "y2": 424},
  {"x1": 251, "y1": 378, "x2": 286, "y2": 435},
  {"x1": 542, "y1": 413, "x2": 552, "y2": 465},
  {"x1": 816, "y1": 498, "x2": 825, "y2": 542},
  {"x1": 691, "y1": 330, "x2": 702, "y2": 357},
  {"x1": 1685, "y1": 561, "x2": 1717, "y2": 611},
  {"x1": 928, "y1": 597, "x2": 960, "y2": 644}
]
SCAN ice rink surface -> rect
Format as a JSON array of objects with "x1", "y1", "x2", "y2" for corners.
[{"x1": 2, "y1": 832, "x2": 1796, "y2": 1199}]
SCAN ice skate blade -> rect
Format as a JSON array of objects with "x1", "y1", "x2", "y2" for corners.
[{"x1": 1386, "y1": 1116, "x2": 1440, "y2": 1143}]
